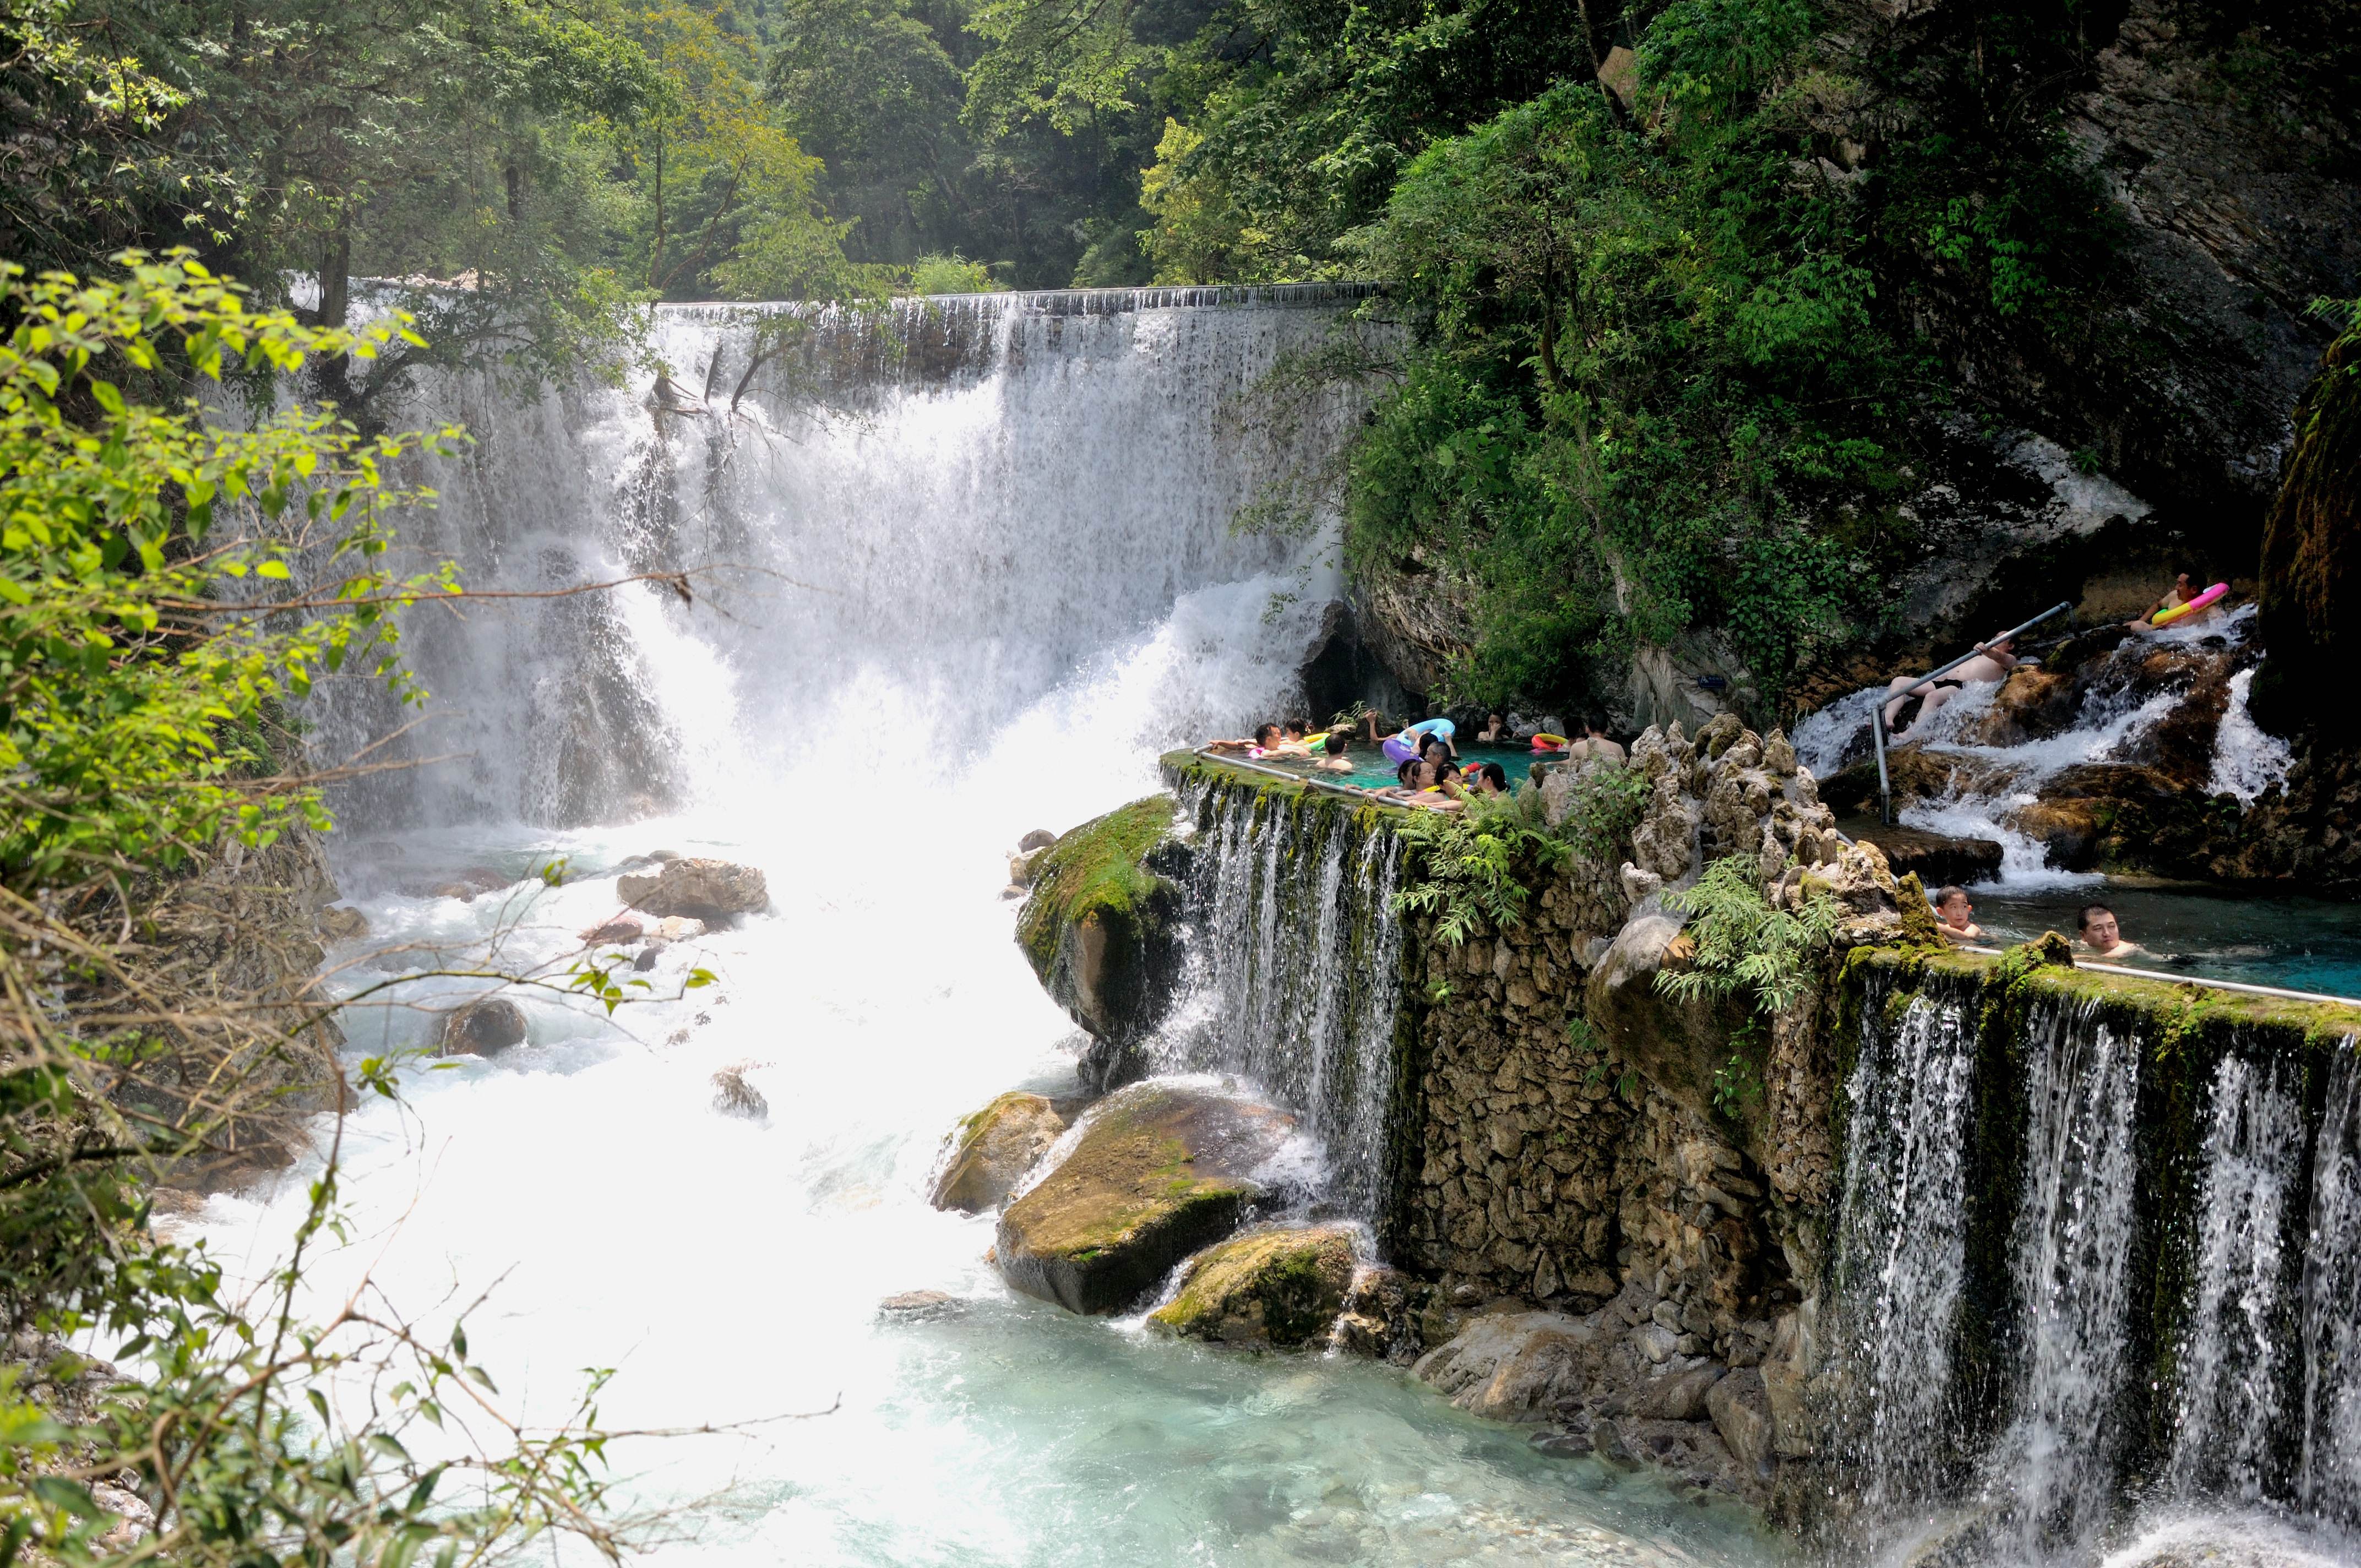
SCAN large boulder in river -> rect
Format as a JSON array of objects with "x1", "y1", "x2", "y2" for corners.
[
  {"x1": 618, "y1": 857, "x2": 767, "y2": 920},
  {"x1": 1014, "y1": 797, "x2": 1189, "y2": 1090},
  {"x1": 930, "y1": 1092, "x2": 1068, "y2": 1214},
  {"x1": 439, "y1": 1000, "x2": 527, "y2": 1057},
  {"x1": 995, "y1": 1083, "x2": 1294, "y2": 1315},
  {"x1": 1147, "y1": 1224, "x2": 1358, "y2": 1348}
]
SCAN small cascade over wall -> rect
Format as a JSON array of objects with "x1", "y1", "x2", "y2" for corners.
[
  {"x1": 1151, "y1": 765, "x2": 1412, "y2": 1225},
  {"x1": 1828, "y1": 950, "x2": 2361, "y2": 1558}
]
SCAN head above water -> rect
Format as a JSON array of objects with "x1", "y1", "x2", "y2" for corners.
[
  {"x1": 1325, "y1": 729, "x2": 1351, "y2": 755},
  {"x1": 1585, "y1": 715, "x2": 1609, "y2": 738},
  {"x1": 1283, "y1": 718, "x2": 1308, "y2": 738},
  {"x1": 2078, "y1": 904, "x2": 2121, "y2": 946},
  {"x1": 1474, "y1": 761, "x2": 1508, "y2": 793},
  {"x1": 1935, "y1": 885, "x2": 1971, "y2": 919},
  {"x1": 1253, "y1": 722, "x2": 1280, "y2": 748}
]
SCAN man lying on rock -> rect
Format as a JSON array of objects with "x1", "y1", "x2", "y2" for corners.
[{"x1": 1881, "y1": 633, "x2": 2021, "y2": 742}]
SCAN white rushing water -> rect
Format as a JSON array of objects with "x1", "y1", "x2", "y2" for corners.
[
  {"x1": 1787, "y1": 607, "x2": 2276, "y2": 890},
  {"x1": 187, "y1": 291, "x2": 1774, "y2": 1567},
  {"x1": 1829, "y1": 983, "x2": 1979, "y2": 1514}
]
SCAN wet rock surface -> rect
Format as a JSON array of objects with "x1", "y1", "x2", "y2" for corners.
[
  {"x1": 618, "y1": 857, "x2": 768, "y2": 919},
  {"x1": 995, "y1": 1083, "x2": 1296, "y2": 1315},
  {"x1": 930, "y1": 1091, "x2": 1069, "y2": 1215},
  {"x1": 1014, "y1": 797, "x2": 1190, "y2": 1089},
  {"x1": 1413, "y1": 1291, "x2": 1783, "y2": 1501},
  {"x1": 1147, "y1": 1223, "x2": 1358, "y2": 1348},
  {"x1": 438, "y1": 999, "x2": 528, "y2": 1057}
]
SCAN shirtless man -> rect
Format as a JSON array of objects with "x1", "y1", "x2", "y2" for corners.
[
  {"x1": 1932, "y1": 886, "x2": 1983, "y2": 942},
  {"x1": 1582, "y1": 717, "x2": 1625, "y2": 766},
  {"x1": 1883, "y1": 634, "x2": 2020, "y2": 741},
  {"x1": 2077, "y1": 904, "x2": 2142, "y2": 961},
  {"x1": 1206, "y1": 722, "x2": 1283, "y2": 756},
  {"x1": 2126, "y1": 571, "x2": 2216, "y2": 632}
]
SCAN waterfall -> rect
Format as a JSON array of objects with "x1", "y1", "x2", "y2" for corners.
[
  {"x1": 1994, "y1": 1000, "x2": 2144, "y2": 1553},
  {"x1": 2302, "y1": 1041, "x2": 2361, "y2": 1524},
  {"x1": 309, "y1": 287, "x2": 1392, "y2": 834},
  {"x1": 1156, "y1": 776, "x2": 1408, "y2": 1222},
  {"x1": 1828, "y1": 976, "x2": 1981, "y2": 1510},
  {"x1": 2168, "y1": 1053, "x2": 2306, "y2": 1502},
  {"x1": 1835, "y1": 955, "x2": 2361, "y2": 1558}
]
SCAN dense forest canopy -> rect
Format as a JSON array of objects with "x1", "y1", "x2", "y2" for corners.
[{"x1": 13, "y1": 0, "x2": 2351, "y2": 713}]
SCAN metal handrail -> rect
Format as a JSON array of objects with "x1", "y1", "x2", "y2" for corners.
[
  {"x1": 1872, "y1": 601, "x2": 2076, "y2": 823},
  {"x1": 1952, "y1": 944, "x2": 2361, "y2": 1010},
  {"x1": 1185, "y1": 746, "x2": 1390, "y2": 805}
]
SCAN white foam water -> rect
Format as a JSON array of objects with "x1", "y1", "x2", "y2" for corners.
[
  {"x1": 186, "y1": 292, "x2": 1773, "y2": 1567},
  {"x1": 2210, "y1": 668, "x2": 2295, "y2": 804},
  {"x1": 1829, "y1": 983, "x2": 1979, "y2": 1512}
]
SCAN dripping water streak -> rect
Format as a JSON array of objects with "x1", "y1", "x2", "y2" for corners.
[{"x1": 2169, "y1": 1053, "x2": 2304, "y2": 1502}]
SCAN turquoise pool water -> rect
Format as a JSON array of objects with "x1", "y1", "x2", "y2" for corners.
[
  {"x1": 1253, "y1": 742, "x2": 1552, "y2": 793},
  {"x1": 1967, "y1": 885, "x2": 2361, "y2": 1000}
]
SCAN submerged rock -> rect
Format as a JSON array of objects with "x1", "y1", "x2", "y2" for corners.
[
  {"x1": 930, "y1": 1091, "x2": 1068, "y2": 1214},
  {"x1": 618, "y1": 858, "x2": 767, "y2": 919},
  {"x1": 877, "y1": 1289, "x2": 960, "y2": 1320},
  {"x1": 439, "y1": 999, "x2": 527, "y2": 1057},
  {"x1": 582, "y1": 916, "x2": 644, "y2": 945},
  {"x1": 994, "y1": 1083, "x2": 1293, "y2": 1315},
  {"x1": 1147, "y1": 1224, "x2": 1357, "y2": 1348},
  {"x1": 711, "y1": 1063, "x2": 768, "y2": 1118},
  {"x1": 1014, "y1": 797, "x2": 1190, "y2": 1089}
]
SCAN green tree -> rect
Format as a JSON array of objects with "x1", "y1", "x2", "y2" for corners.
[{"x1": 0, "y1": 254, "x2": 656, "y2": 1567}]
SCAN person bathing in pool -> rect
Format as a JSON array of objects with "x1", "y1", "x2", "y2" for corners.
[
  {"x1": 1467, "y1": 761, "x2": 1510, "y2": 797},
  {"x1": 1314, "y1": 729, "x2": 1356, "y2": 774},
  {"x1": 2077, "y1": 903, "x2": 2142, "y2": 961},
  {"x1": 1932, "y1": 885, "x2": 1983, "y2": 942},
  {"x1": 1207, "y1": 722, "x2": 1283, "y2": 756},
  {"x1": 1882, "y1": 634, "x2": 2021, "y2": 742},
  {"x1": 1476, "y1": 712, "x2": 1516, "y2": 744}
]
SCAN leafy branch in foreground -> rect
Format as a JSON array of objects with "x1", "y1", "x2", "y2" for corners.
[
  {"x1": 0, "y1": 252, "x2": 463, "y2": 888},
  {"x1": 1654, "y1": 854, "x2": 1838, "y2": 1016},
  {"x1": 0, "y1": 254, "x2": 778, "y2": 1568}
]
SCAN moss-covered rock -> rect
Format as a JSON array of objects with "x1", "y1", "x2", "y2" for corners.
[
  {"x1": 994, "y1": 1082, "x2": 1295, "y2": 1315},
  {"x1": 1147, "y1": 1223, "x2": 1358, "y2": 1348},
  {"x1": 1014, "y1": 796, "x2": 1189, "y2": 1088},
  {"x1": 929, "y1": 1091, "x2": 1067, "y2": 1214}
]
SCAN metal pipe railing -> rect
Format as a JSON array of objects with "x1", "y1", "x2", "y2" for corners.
[
  {"x1": 1872, "y1": 601, "x2": 2076, "y2": 824},
  {"x1": 1952, "y1": 944, "x2": 2360, "y2": 1010}
]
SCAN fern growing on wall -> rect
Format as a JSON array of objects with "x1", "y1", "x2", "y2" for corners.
[{"x1": 1655, "y1": 854, "x2": 1840, "y2": 1015}]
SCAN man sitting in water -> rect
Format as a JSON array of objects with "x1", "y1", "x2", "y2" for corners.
[
  {"x1": 1581, "y1": 716, "x2": 1625, "y2": 766},
  {"x1": 2077, "y1": 904, "x2": 2142, "y2": 961},
  {"x1": 1881, "y1": 634, "x2": 2021, "y2": 742},
  {"x1": 1932, "y1": 885, "x2": 1983, "y2": 942},
  {"x1": 1313, "y1": 730, "x2": 1356, "y2": 774},
  {"x1": 2124, "y1": 570, "x2": 2219, "y2": 633},
  {"x1": 1206, "y1": 722, "x2": 1283, "y2": 756}
]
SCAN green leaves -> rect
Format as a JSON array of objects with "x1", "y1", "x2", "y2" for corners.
[
  {"x1": 0, "y1": 255, "x2": 461, "y2": 888},
  {"x1": 1655, "y1": 853, "x2": 1839, "y2": 1015}
]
